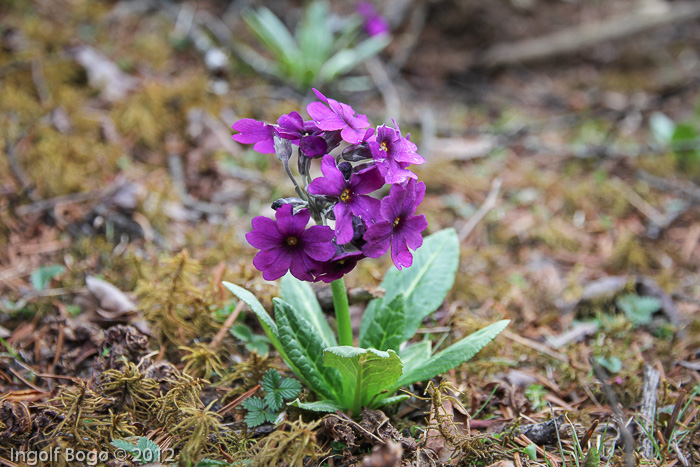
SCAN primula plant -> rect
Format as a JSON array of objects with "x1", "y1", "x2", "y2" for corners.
[{"x1": 225, "y1": 89, "x2": 508, "y2": 414}]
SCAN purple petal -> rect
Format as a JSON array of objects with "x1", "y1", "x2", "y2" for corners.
[
  {"x1": 289, "y1": 251, "x2": 319, "y2": 282},
  {"x1": 254, "y1": 249, "x2": 291, "y2": 281},
  {"x1": 312, "y1": 88, "x2": 329, "y2": 104},
  {"x1": 299, "y1": 135, "x2": 327, "y2": 158},
  {"x1": 307, "y1": 155, "x2": 346, "y2": 196},
  {"x1": 362, "y1": 222, "x2": 393, "y2": 258},
  {"x1": 390, "y1": 234, "x2": 413, "y2": 270},
  {"x1": 350, "y1": 166, "x2": 384, "y2": 195},
  {"x1": 403, "y1": 216, "x2": 427, "y2": 249},
  {"x1": 379, "y1": 183, "x2": 407, "y2": 222},
  {"x1": 349, "y1": 195, "x2": 381, "y2": 223},
  {"x1": 333, "y1": 203, "x2": 354, "y2": 245},
  {"x1": 276, "y1": 205, "x2": 310, "y2": 236}
]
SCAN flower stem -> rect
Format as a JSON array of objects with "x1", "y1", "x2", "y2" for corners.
[{"x1": 330, "y1": 278, "x2": 353, "y2": 347}]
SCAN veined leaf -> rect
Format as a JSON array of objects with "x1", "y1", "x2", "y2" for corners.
[
  {"x1": 359, "y1": 294, "x2": 405, "y2": 351},
  {"x1": 392, "y1": 320, "x2": 509, "y2": 390},
  {"x1": 373, "y1": 394, "x2": 410, "y2": 408},
  {"x1": 280, "y1": 273, "x2": 336, "y2": 348},
  {"x1": 399, "y1": 340, "x2": 432, "y2": 376},
  {"x1": 323, "y1": 346, "x2": 403, "y2": 413},
  {"x1": 274, "y1": 298, "x2": 341, "y2": 401},
  {"x1": 289, "y1": 398, "x2": 345, "y2": 413},
  {"x1": 361, "y1": 228, "x2": 459, "y2": 343}
]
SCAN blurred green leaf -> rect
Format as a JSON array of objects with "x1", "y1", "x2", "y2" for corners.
[{"x1": 30, "y1": 264, "x2": 65, "y2": 291}]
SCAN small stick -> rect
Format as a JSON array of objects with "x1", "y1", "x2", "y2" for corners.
[
  {"x1": 217, "y1": 384, "x2": 260, "y2": 415},
  {"x1": 458, "y1": 177, "x2": 502, "y2": 242},
  {"x1": 640, "y1": 364, "x2": 660, "y2": 460},
  {"x1": 211, "y1": 300, "x2": 245, "y2": 349}
]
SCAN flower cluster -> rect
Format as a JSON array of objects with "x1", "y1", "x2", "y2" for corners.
[{"x1": 233, "y1": 89, "x2": 427, "y2": 282}]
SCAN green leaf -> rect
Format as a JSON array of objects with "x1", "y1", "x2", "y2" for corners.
[
  {"x1": 522, "y1": 443, "x2": 537, "y2": 460},
  {"x1": 274, "y1": 298, "x2": 341, "y2": 401},
  {"x1": 393, "y1": 320, "x2": 509, "y2": 390},
  {"x1": 361, "y1": 229, "x2": 460, "y2": 343},
  {"x1": 110, "y1": 439, "x2": 138, "y2": 455},
  {"x1": 277, "y1": 377, "x2": 302, "y2": 401},
  {"x1": 242, "y1": 7, "x2": 301, "y2": 71},
  {"x1": 222, "y1": 282, "x2": 286, "y2": 362},
  {"x1": 596, "y1": 356, "x2": 622, "y2": 374},
  {"x1": 297, "y1": 0, "x2": 333, "y2": 72},
  {"x1": 136, "y1": 437, "x2": 160, "y2": 463},
  {"x1": 323, "y1": 346, "x2": 403, "y2": 412},
  {"x1": 289, "y1": 398, "x2": 345, "y2": 413},
  {"x1": 359, "y1": 294, "x2": 405, "y2": 351},
  {"x1": 31, "y1": 264, "x2": 65, "y2": 290},
  {"x1": 399, "y1": 340, "x2": 432, "y2": 376},
  {"x1": 261, "y1": 369, "x2": 301, "y2": 410},
  {"x1": 616, "y1": 294, "x2": 661, "y2": 326},
  {"x1": 317, "y1": 34, "x2": 390, "y2": 85},
  {"x1": 373, "y1": 394, "x2": 410, "y2": 408},
  {"x1": 241, "y1": 397, "x2": 274, "y2": 427},
  {"x1": 280, "y1": 273, "x2": 336, "y2": 348}
]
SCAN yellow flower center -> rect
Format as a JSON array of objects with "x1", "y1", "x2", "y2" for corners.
[
  {"x1": 393, "y1": 217, "x2": 401, "y2": 227},
  {"x1": 380, "y1": 142, "x2": 388, "y2": 152},
  {"x1": 340, "y1": 189, "x2": 351, "y2": 202},
  {"x1": 286, "y1": 236, "x2": 298, "y2": 246}
]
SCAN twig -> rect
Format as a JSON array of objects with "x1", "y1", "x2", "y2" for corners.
[
  {"x1": 211, "y1": 301, "x2": 245, "y2": 349},
  {"x1": 590, "y1": 357, "x2": 635, "y2": 467},
  {"x1": 640, "y1": 364, "x2": 660, "y2": 460},
  {"x1": 477, "y1": 2, "x2": 700, "y2": 68},
  {"x1": 217, "y1": 384, "x2": 260, "y2": 416},
  {"x1": 458, "y1": 177, "x2": 502, "y2": 242}
]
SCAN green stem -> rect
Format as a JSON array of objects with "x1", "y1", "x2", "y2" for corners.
[{"x1": 330, "y1": 278, "x2": 353, "y2": 347}]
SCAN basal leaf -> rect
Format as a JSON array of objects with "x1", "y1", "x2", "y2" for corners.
[
  {"x1": 399, "y1": 340, "x2": 432, "y2": 376},
  {"x1": 373, "y1": 394, "x2": 410, "y2": 408},
  {"x1": 289, "y1": 398, "x2": 345, "y2": 413},
  {"x1": 359, "y1": 294, "x2": 405, "y2": 351},
  {"x1": 370, "y1": 228, "x2": 459, "y2": 342},
  {"x1": 323, "y1": 346, "x2": 403, "y2": 413},
  {"x1": 280, "y1": 273, "x2": 336, "y2": 348},
  {"x1": 275, "y1": 298, "x2": 341, "y2": 401},
  {"x1": 393, "y1": 320, "x2": 509, "y2": 390}
]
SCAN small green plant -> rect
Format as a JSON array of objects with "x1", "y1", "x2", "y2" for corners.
[
  {"x1": 615, "y1": 293, "x2": 661, "y2": 326},
  {"x1": 111, "y1": 437, "x2": 161, "y2": 464},
  {"x1": 241, "y1": 369, "x2": 301, "y2": 427},
  {"x1": 231, "y1": 323, "x2": 270, "y2": 356},
  {"x1": 524, "y1": 384, "x2": 548, "y2": 411},
  {"x1": 240, "y1": 1, "x2": 389, "y2": 90}
]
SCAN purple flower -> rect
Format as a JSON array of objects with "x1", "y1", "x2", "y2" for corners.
[
  {"x1": 362, "y1": 179, "x2": 427, "y2": 269},
  {"x1": 232, "y1": 118, "x2": 275, "y2": 154},
  {"x1": 307, "y1": 155, "x2": 383, "y2": 244},
  {"x1": 357, "y1": 2, "x2": 390, "y2": 37},
  {"x1": 306, "y1": 89, "x2": 370, "y2": 145},
  {"x1": 245, "y1": 205, "x2": 336, "y2": 281},
  {"x1": 275, "y1": 111, "x2": 337, "y2": 158},
  {"x1": 316, "y1": 249, "x2": 364, "y2": 283},
  {"x1": 369, "y1": 123, "x2": 425, "y2": 184}
]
